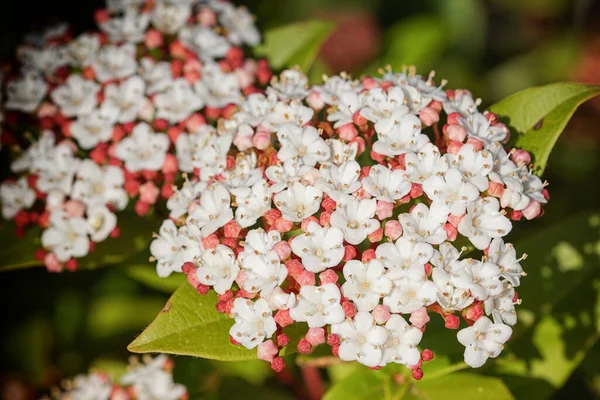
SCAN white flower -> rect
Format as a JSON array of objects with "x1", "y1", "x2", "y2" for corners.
[
  {"x1": 221, "y1": 152, "x2": 262, "y2": 197},
  {"x1": 70, "y1": 106, "x2": 118, "y2": 149},
  {"x1": 327, "y1": 90, "x2": 365, "y2": 128},
  {"x1": 99, "y1": 10, "x2": 150, "y2": 43},
  {"x1": 0, "y1": 177, "x2": 36, "y2": 219},
  {"x1": 486, "y1": 238, "x2": 524, "y2": 287},
  {"x1": 458, "y1": 197, "x2": 512, "y2": 250},
  {"x1": 103, "y1": 76, "x2": 146, "y2": 123},
  {"x1": 167, "y1": 179, "x2": 207, "y2": 219},
  {"x1": 423, "y1": 168, "x2": 480, "y2": 216},
  {"x1": 20, "y1": 46, "x2": 68, "y2": 76},
  {"x1": 50, "y1": 75, "x2": 100, "y2": 117},
  {"x1": 86, "y1": 204, "x2": 117, "y2": 242},
  {"x1": 150, "y1": 220, "x2": 203, "y2": 277},
  {"x1": 187, "y1": 127, "x2": 233, "y2": 180},
  {"x1": 360, "y1": 87, "x2": 410, "y2": 134},
  {"x1": 11, "y1": 130, "x2": 56, "y2": 173},
  {"x1": 265, "y1": 286, "x2": 297, "y2": 311},
  {"x1": 230, "y1": 298, "x2": 277, "y2": 349},
  {"x1": 289, "y1": 284, "x2": 345, "y2": 328},
  {"x1": 446, "y1": 144, "x2": 493, "y2": 192},
  {"x1": 264, "y1": 100, "x2": 314, "y2": 132},
  {"x1": 239, "y1": 248, "x2": 287, "y2": 295},
  {"x1": 362, "y1": 164, "x2": 411, "y2": 202},
  {"x1": 151, "y1": 2, "x2": 191, "y2": 34},
  {"x1": 331, "y1": 311, "x2": 388, "y2": 367},
  {"x1": 457, "y1": 316, "x2": 512, "y2": 368},
  {"x1": 519, "y1": 169, "x2": 548, "y2": 204},
  {"x1": 315, "y1": 75, "x2": 362, "y2": 106},
  {"x1": 431, "y1": 267, "x2": 474, "y2": 311},
  {"x1": 376, "y1": 236, "x2": 433, "y2": 282},
  {"x1": 266, "y1": 157, "x2": 314, "y2": 194},
  {"x1": 41, "y1": 210, "x2": 90, "y2": 262},
  {"x1": 430, "y1": 242, "x2": 463, "y2": 272},
  {"x1": 459, "y1": 112, "x2": 509, "y2": 146},
  {"x1": 330, "y1": 197, "x2": 380, "y2": 245},
  {"x1": 383, "y1": 277, "x2": 438, "y2": 314},
  {"x1": 382, "y1": 68, "x2": 448, "y2": 106},
  {"x1": 273, "y1": 182, "x2": 322, "y2": 222},
  {"x1": 314, "y1": 161, "x2": 361, "y2": 202},
  {"x1": 382, "y1": 315, "x2": 423, "y2": 367},
  {"x1": 238, "y1": 228, "x2": 281, "y2": 262},
  {"x1": 195, "y1": 244, "x2": 239, "y2": 294},
  {"x1": 69, "y1": 372, "x2": 112, "y2": 400},
  {"x1": 234, "y1": 93, "x2": 277, "y2": 127},
  {"x1": 235, "y1": 179, "x2": 272, "y2": 228},
  {"x1": 290, "y1": 221, "x2": 345, "y2": 273},
  {"x1": 71, "y1": 160, "x2": 128, "y2": 210},
  {"x1": 36, "y1": 145, "x2": 80, "y2": 195},
  {"x1": 195, "y1": 62, "x2": 242, "y2": 108},
  {"x1": 403, "y1": 143, "x2": 448, "y2": 184},
  {"x1": 187, "y1": 184, "x2": 233, "y2": 236},
  {"x1": 267, "y1": 69, "x2": 309, "y2": 101},
  {"x1": 154, "y1": 78, "x2": 204, "y2": 123},
  {"x1": 121, "y1": 355, "x2": 187, "y2": 400},
  {"x1": 4, "y1": 72, "x2": 48, "y2": 113},
  {"x1": 398, "y1": 203, "x2": 447, "y2": 245},
  {"x1": 179, "y1": 26, "x2": 231, "y2": 61},
  {"x1": 115, "y1": 123, "x2": 169, "y2": 172},
  {"x1": 372, "y1": 114, "x2": 430, "y2": 157},
  {"x1": 105, "y1": 0, "x2": 144, "y2": 11},
  {"x1": 218, "y1": 3, "x2": 260, "y2": 46},
  {"x1": 484, "y1": 285, "x2": 517, "y2": 326},
  {"x1": 277, "y1": 124, "x2": 330, "y2": 167},
  {"x1": 342, "y1": 259, "x2": 393, "y2": 311},
  {"x1": 451, "y1": 259, "x2": 502, "y2": 301},
  {"x1": 328, "y1": 139, "x2": 358, "y2": 165},
  {"x1": 66, "y1": 33, "x2": 100, "y2": 66},
  {"x1": 91, "y1": 44, "x2": 137, "y2": 83},
  {"x1": 140, "y1": 58, "x2": 173, "y2": 94},
  {"x1": 443, "y1": 89, "x2": 479, "y2": 116}
]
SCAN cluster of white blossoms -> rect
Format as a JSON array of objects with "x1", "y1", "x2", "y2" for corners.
[
  {"x1": 45, "y1": 355, "x2": 186, "y2": 400},
  {"x1": 151, "y1": 66, "x2": 548, "y2": 375},
  {"x1": 0, "y1": 0, "x2": 269, "y2": 271}
]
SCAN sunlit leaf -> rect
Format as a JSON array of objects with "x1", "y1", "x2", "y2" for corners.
[{"x1": 405, "y1": 373, "x2": 515, "y2": 400}]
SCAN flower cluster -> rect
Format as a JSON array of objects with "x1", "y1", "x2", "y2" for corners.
[
  {"x1": 0, "y1": 0, "x2": 270, "y2": 271},
  {"x1": 45, "y1": 355, "x2": 186, "y2": 400},
  {"x1": 152, "y1": 65, "x2": 549, "y2": 376}
]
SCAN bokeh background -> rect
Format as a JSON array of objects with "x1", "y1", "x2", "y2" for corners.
[{"x1": 1, "y1": 0, "x2": 600, "y2": 399}]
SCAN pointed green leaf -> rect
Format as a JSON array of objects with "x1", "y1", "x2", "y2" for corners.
[
  {"x1": 254, "y1": 20, "x2": 336, "y2": 71},
  {"x1": 322, "y1": 370, "x2": 386, "y2": 400},
  {"x1": 405, "y1": 373, "x2": 515, "y2": 400},
  {"x1": 128, "y1": 283, "x2": 303, "y2": 361},
  {"x1": 489, "y1": 83, "x2": 600, "y2": 175}
]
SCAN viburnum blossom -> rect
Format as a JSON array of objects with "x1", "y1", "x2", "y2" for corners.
[
  {"x1": 49, "y1": 355, "x2": 187, "y2": 400},
  {"x1": 151, "y1": 64, "x2": 547, "y2": 375},
  {"x1": 0, "y1": 0, "x2": 269, "y2": 272}
]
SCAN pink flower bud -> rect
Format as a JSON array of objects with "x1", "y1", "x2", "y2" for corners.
[
  {"x1": 139, "y1": 182, "x2": 160, "y2": 205},
  {"x1": 297, "y1": 270, "x2": 316, "y2": 286},
  {"x1": 253, "y1": 130, "x2": 271, "y2": 150},
  {"x1": 274, "y1": 309, "x2": 293, "y2": 328},
  {"x1": 361, "y1": 77, "x2": 378, "y2": 90},
  {"x1": 277, "y1": 333, "x2": 289, "y2": 347},
  {"x1": 511, "y1": 210, "x2": 523, "y2": 221},
  {"x1": 465, "y1": 303, "x2": 483, "y2": 322},
  {"x1": 342, "y1": 301, "x2": 357, "y2": 318},
  {"x1": 198, "y1": 7, "x2": 217, "y2": 26},
  {"x1": 145, "y1": 29, "x2": 163, "y2": 49},
  {"x1": 297, "y1": 339, "x2": 313, "y2": 354},
  {"x1": 235, "y1": 68, "x2": 255, "y2": 89},
  {"x1": 64, "y1": 200, "x2": 86, "y2": 218},
  {"x1": 443, "y1": 223, "x2": 457, "y2": 241},
  {"x1": 444, "y1": 314, "x2": 460, "y2": 329},
  {"x1": 263, "y1": 208, "x2": 282, "y2": 225},
  {"x1": 322, "y1": 196, "x2": 337, "y2": 212},
  {"x1": 271, "y1": 357, "x2": 285, "y2": 372},
  {"x1": 447, "y1": 125, "x2": 467, "y2": 142},
  {"x1": 368, "y1": 228, "x2": 383, "y2": 242},
  {"x1": 167, "y1": 125, "x2": 182, "y2": 144},
  {"x1": 370, "y1": 150, "x2": 385, "y2": 163},
  {"x1": 275, "y1": 218, "x2": 294, "y2": 233},
  {"x1": 421, "y1": 349, "x2": 434, "y2": 362},
  {"x1": 305, "y1": 328, "x2": 326, "y2": 346},
  {"x1": 376, "y1": 201, "x2": 394, "y2": 220},
  {"x1": 124, "y1": 179, "x2": 140, "y2": 197},
  {"x1": 134, "y1": 200, "x2": 150, "y2": 216},
  {"x1": 44, "y1": 252, "x2": 62, "y2": 273},
  {"x1": 446, "y1": 140, "x2": 463, "y2": 154},
  {"x1": 65, "y1": 258, "x2": 78, "y2": 272},
  {"x1": 319, "y1": 269, "x2": 339, "y2": 284},
  {"x1": 306, "y1": 91, "x2": 325, "y2": 110},
  {"x1": 343, "y1": 245, "x2": 357, "y2": 261},
  {"x1": 487, "y1": 181, "x2": 504, "y2": 198},
  {"x1": 410, "y1": 183, "x2": 423, "y2": 198},
  {"x1": 223, "y1": 220, "x2": 242, "y2": 238},
  {"x1": 285, "y1": 259, "x2": 304, "y2": 278},
  {"x1": 233, "y1": 131, "x2": 253, "y2": 152},
  {"x1": 301, "y1": 216, "x2": 320, "y2": 231},
  {"x1": 327, "y1": 333, "x2": 340, "y2": 347},
  {"x1": 412, "y1": 368, "x2": 424, "y2": 380},
  {"x1": 511, "y1": 149, "x2": 531, "y2": 166},
  {"x1": 522, "y1": 200, "x2": 541, "y2": 220},
  {"x1": 447, "y1": 112, "x2": 462, "y2": 125},
  {"x1": 319, "y1": 210, "x2": 332, "y2": 226},
  {"x1": 384, "y1": 220, "x2": 403, "y2": 241},
  {"x1": 419, "y1": 107, "x2": 440, "y2": 127},
  {"x1": 361, "y1": 249, "x2": 376, "y2": 262},
  {"x1": 338, "y1": 123, "x2": 358, "y2": 141},
  {"x1": 372, "y1": 305, "x2": 391, "y2": 324},
  {"x1": 466, "y1": 137, "x2": 483, "y2": 151},
  {"x1": 169, "y1": 41, "x2": 188, "y2": 59},
  {"x1": 257, "y1": 340, "x2": 279, "y2": 362},
  {"x1": 273, "y1": 241, "x2": 291, "y2": 260},
  {"x1": 350, "y1": 136, "x2": 366, "y2": 154},
  {"x1": 409, "y1": 307, "x2": 430, "y2": 328},
  {"x1": 201, "y1": 234, "x2": 220, "y2": 249}
]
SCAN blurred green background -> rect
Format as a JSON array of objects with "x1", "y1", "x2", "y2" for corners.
[{"x1": 1, "y1": 0, "x2": 600, "y2": 399}]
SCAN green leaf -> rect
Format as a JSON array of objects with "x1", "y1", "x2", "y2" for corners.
[
  {"x1": 0, "y1": 222, "x2": 42, "y2": 271},
  {"x1": 489, "y1": 83, "x2": 600, "y2": 174},
  {"x1": 491, "y1": 212, "x2": 600, "y2": 398},
  {"x1": 126, "y1": 263, "x2": 185, "y2": 293},
  {"x1": 405, "y1": 373, "x2": 515, "y2": 400},
  {"x1": 322, "y1": 370, "x2": 386, "y2": 400},
  {"x1": 128, "y1": 283, "x2": 304, "y2": 361},
  {"x1": 254, "y1": 20, "x2": 336, "y2": 72}
]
